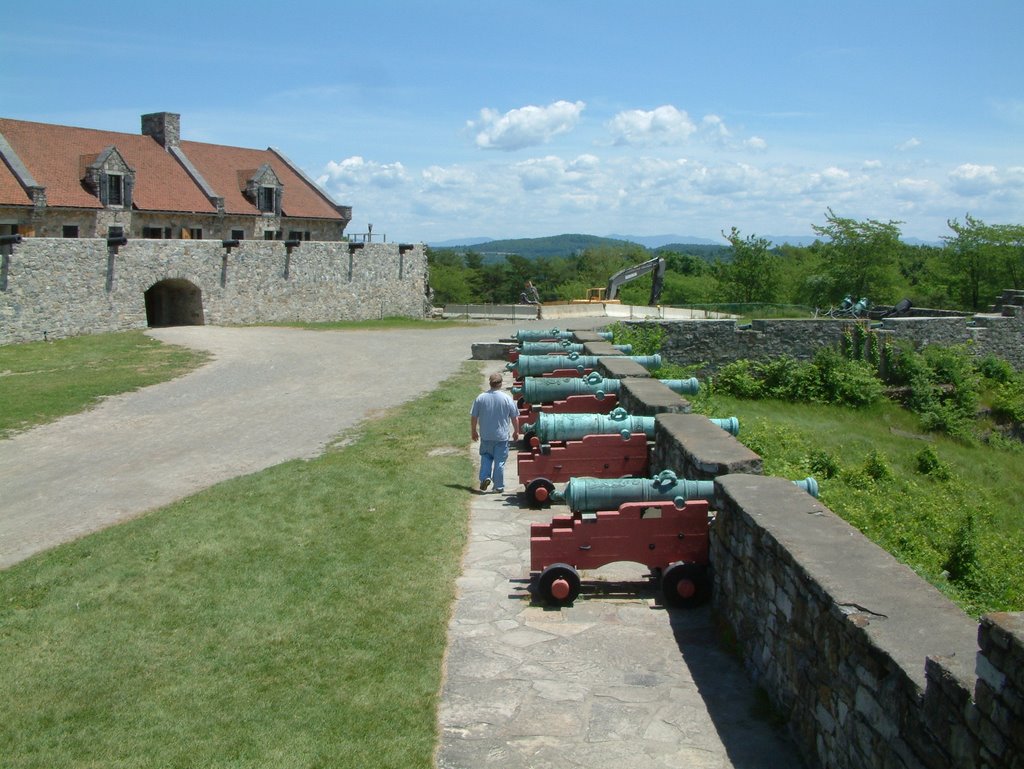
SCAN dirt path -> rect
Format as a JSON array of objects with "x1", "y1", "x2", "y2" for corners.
[{"x1": 0, "y1": 322, "x2": 573, "y2": 569}]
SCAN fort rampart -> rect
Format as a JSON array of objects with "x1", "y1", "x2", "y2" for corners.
[{"x1": 0, "y1": 238, "x2": 428, "y2": 345}]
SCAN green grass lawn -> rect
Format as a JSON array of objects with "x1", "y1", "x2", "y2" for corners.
[
  {"x1": 0, "y1": 356, "x2": 480, "y2": 769},
  {"x1": 694, "y1": 394, "x2": 1024, "y2": 616},
  {"x1": 0, "y1": 331, "x2": 209, "y2": 437}
]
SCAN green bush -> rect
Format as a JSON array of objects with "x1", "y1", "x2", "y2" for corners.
[
  {"x1": 977, "y1": 354, "x2": 1015, "y2": 384},
  {"x1": 915, "y1": 446, "x2": 951, "y2": 480},
  {"x1": 712, "y1": 350, "x2": 883, "y2": 409},
  {"x1": 715, "y1": 360, "x2": 765, "y2": 399},
  {"x1": 607, "y1": 321, "x2": 666, "y2": 356},
  {"x1": 991, "y1": 377, "x2": 1024, "y2": 423}
]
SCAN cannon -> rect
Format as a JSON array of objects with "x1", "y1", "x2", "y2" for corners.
[
  {"x1": 513, "y1": 328, "x2": 613, "y2": 342},
  {"x1": 517, "y1": 341, "x2": 633, "y2": 355},
  {"x1": 521, "y1": 407, "x2": 738, "y2": 444},
  {"x1": 530, "y1": 498, "x2": 711, "y2": 607},
  {"x1": 551, "y1": 468, "x2": 819, "y2": 512},
  {"x1": 513, "y1": 371, "x2": 699, "y2": 405},
  {"x1": 508, "y1": 353, "x2": 661, "y2": 378},
  {"x1": 518, "y1": 431, "x2": 650, "y2": 505}
]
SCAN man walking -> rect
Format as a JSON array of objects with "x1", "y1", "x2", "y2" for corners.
[{"x1": 470, "y1": 372, "x2": 519, "y2": 493}]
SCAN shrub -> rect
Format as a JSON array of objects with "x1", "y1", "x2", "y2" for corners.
[
  {"x1": 714, "y1": 360, "x2": 765, "y2": 399},
  {"x1": 915, "y1": 446, "x2": 951, "y2": 481},
  {"x1": 813, "y1": 347, "x2": 885, "y2": 408},
  {"x1": 607, "y1": 321, "x2": 665, "y2": 356},
  {"x1": 991, "y1": 377, "x2": 1024, "y2": 423},
  {"x1": 977, "y1": 354, "x2": 1015, "y2": 384}
]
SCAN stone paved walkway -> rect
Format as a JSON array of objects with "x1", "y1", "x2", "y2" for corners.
[{"x1": 436, "y1": 369, "x2": 804, "y2": 769}]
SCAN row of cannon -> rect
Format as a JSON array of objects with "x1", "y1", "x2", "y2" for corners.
[{"x1": 502, "y1": 327, "x2": 817, "y2": 608}]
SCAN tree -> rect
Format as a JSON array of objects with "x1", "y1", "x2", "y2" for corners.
[
  {"x1": 715, "y1": 227, "x2": 779, "y2": 303},
  {"x1": 811, "y1": 209, "x2": 903, "y2": 304}
]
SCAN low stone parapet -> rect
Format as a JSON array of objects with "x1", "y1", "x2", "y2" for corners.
[
  {"x1": 618, "y1": 378, "x2": 691, "y2": 416},
  {"x1": 652, "y1": 412, "x2": 762, "y2": 479}
]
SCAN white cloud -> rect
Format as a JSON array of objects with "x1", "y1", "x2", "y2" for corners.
[
  {"x1": 469, "y1": 100, "x2": 585, "y2": 151},
  {"x1": 892, "y1": 177, "x2": 939, "y2": 200},
  {"x1": 510, "y1": 154, "x2": 603, "y2": 191},
  {"x1": 896, "y1": 137, "x2": 921, "y2": 151},
  {"x1": 607, "y1": 105, "x2": 696, "y2": 146},
  {"x1": 949, "y1": 163, "x2": 1000, "y2": 196},
  {"x1": 421, "y1": 164, "x2": 476, "y2": 191},
  {"x1": 802, "y1": 166, "x2": 854, "y2": 193},
  {"x1": 318, "y1": 156, "x2": 409, "y2": 188}
]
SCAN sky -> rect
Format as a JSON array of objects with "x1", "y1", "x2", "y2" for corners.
[{"x1": 2, "y1": 0, "x2": 1022, "y2": 245}]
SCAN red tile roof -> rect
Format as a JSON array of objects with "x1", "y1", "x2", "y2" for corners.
[
  {"x1": 0, "y1": 117, "x2": 346, "y2": 221},
  {"x1": 0, "y1": 118, "x2": 216, "y2": 212},
  {"x1": 179, "y1": 140, "x2": 343, "y2": 219}
]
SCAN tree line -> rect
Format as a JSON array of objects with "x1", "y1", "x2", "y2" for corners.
[{"x1": 427, "y1": 211, "x2": 1024, "y2": 313}]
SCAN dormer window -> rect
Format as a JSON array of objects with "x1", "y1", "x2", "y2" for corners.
[
  {"x1": 243, "y1": 164, "x2": 283, "y2": 216},
  {"x1": 107, "y1": 174, "x2": 124, "y2": 206},
  {"x1": 258, "y1": 185, "x2": 276, "y2": 213},
  {"x1": 83, "y1": 146, "x2": 134, "y2": 209}
]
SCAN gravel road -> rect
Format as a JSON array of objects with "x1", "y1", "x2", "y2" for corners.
[{"x1": 0, "y1": 321, "x2": 602, "y2": 569}]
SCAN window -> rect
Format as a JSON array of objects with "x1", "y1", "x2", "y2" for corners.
[
  {"x1": 264, "y1": 230, "x2": 278, "y2": 241},
  {"x1": 288, "y1": 230, "x2": 312, "y2": 242},
  {"x1": 231, "y1": 230, "x2": 244, "y2": 240},
  {"x1": 107, "y1": 174, "x2": 124, "y2": 206},
  {"x1": 63, "y1": 225, "x2": 79, "y2": 238},
  {"x1": 143, "y1": 227, "x2": 163, "y2": 239},
  {"x1": 189, "y1": 228, "x2": 203, "y2": 240},
  {"x1": 258, "y1": 186, "x2": 276, "y2": 213},
  {"x1": 108, "y1": 226, "x2": 124, "y2": 239}
]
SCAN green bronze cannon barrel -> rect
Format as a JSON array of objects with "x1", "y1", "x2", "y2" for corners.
[
  {"x1": 508, "y1": 353, "x2": 661, "y2": 377},
  {"x1": 518, "y1": 341, "x2": 633, "y2": 355},
  {"x1": 522, "y1": 407, "x2": 655, "y2": 442},
  {"x1": 551, "y1": 469, "x2": 818, "y2": 512},
  {"x1": 513, "y1": 328, "x2": 613, "y2": 342},
  {"x1": 522, "y1": 408, "x2": 739, "y2": 441},
  {"x1": 512, "y1": 372, "x2": 699, "y2": 404}
]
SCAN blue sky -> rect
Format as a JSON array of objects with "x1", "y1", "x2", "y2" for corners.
[{"x1": 2, "y1": 0, "x2": 1021, "y2": 244}]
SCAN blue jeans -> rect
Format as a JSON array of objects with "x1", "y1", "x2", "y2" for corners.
[{"x1": 479, "y1": 440, "x2": 510, "y2": 490}]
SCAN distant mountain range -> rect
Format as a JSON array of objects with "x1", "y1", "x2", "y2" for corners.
[{"x1": 426, "y1": 232, "x2": 940, "y2": 258}]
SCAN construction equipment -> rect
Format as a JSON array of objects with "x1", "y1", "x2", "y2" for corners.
[
  {"x1": 573, "y1": 257, "x2": 668, "y2": 306},
  {"x1": 530, "y1": 498, "x2": 711, "y2": 607}
]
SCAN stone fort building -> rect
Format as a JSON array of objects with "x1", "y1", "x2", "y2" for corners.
[{"x1": 0, "y1": 112, "x2": 427, "y2": 344}]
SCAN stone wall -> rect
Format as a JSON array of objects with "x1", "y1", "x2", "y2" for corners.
[
  {"x1": 639, "y1": 314, "x2": 1024, "y2": 373},
  {"x1": 0, "y1": 238, "x2": 428, "y2": 344},
  {"x1": 710, "y1": 474, "x2": 1022, "y2": 769}
]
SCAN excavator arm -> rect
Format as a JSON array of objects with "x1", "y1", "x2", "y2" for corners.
[{"x1": 605, "y1": 257, "x2": 667, "y2": 305}]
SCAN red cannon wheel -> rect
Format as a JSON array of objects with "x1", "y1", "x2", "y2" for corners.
[
  {"x1": 661, "y1": 562, "x2": 710, "y2": 609},
  {"x1": 525, "y1": 478, "x2": 555, "y2": 508},
  {"x1": 537, "y1": 563, "x2": 581, "y2": 605}
]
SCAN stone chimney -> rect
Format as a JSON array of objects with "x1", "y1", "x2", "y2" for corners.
[{"x1": 141, "y1": 112, "x2": 180, "y2": 149}]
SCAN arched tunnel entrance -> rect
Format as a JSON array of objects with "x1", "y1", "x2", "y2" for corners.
[{"x1": 144, "y1": 279, "x2": 205, "y2": 327}]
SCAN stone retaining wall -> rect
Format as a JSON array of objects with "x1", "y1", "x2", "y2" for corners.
[
  {"x1": 641, "y1": 314, "x2": 1024, "y2": 372},
  {"x1": 0, "y1": 238, "x2": 428, "y2": 344}
]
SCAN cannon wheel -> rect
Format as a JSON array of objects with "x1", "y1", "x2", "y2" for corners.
[
  {"x1": 661, "y1": 562, "x2": 710, "y2": 608},
  {"x1": 525, "y1": 478, "x2": 555, "y2": 507},
  {"x1": 537, "y1": 563, "x2": 581, "y2": 605}
]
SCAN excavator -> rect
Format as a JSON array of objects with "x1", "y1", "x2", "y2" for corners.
[{"x1": 574, "y1": 256, "x2": 667, "y2": 306}]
